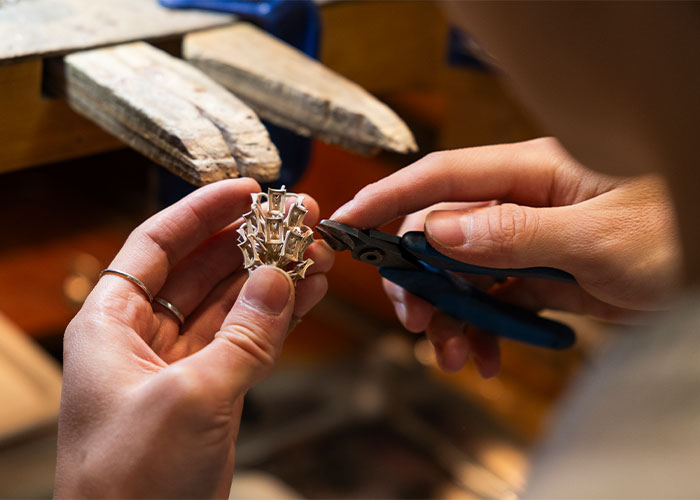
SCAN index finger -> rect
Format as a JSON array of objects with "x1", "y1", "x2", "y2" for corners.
[
  {"x1": 103, "y1": 178, "x2": 260, "y2": 301},
  {"x1": 332, "y1": 138, "x2": 561, "y2": 229}
]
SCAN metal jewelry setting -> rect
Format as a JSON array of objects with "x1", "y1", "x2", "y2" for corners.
[{"x1": 237, "y1": 186, "x2": 314, "y2": 283}]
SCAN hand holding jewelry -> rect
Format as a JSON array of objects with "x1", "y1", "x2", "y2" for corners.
[{"x1": 55, "y1": 179, "x2": 334, "y2": 498}]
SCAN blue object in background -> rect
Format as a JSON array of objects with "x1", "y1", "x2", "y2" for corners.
[
  {"x1": 157, "y1": 0, "x2": 321, "y2": 205},
  {"x1": 447, "y1": 27, "x2": 491, "y2": 70},
  {"x1": 159, "y1": 0, "x2": 320, "y2": 58}
]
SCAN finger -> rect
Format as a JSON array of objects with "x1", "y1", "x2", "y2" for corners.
[
  {"x1": 383, "y1": 279, "x2": 435, "y2": 332},
  {"x1": 491, "y1": 278, "x2": 654, "y2": 324},
  {"x1": 176, "y1": 266, "x2": 295, "y2": 397},
  {"x1": 423, "y1": 203, "x2": 582, "y2": 272},
  {"x1": 379, "y1": 202, "x2": 493, "y2": 332},
  {"x1": 304, "y1": 240, "x2": 335, "y2": 275},
  {"x1": 387, "y1": 208, "x2": 441, "y2": 332},
  {"x1": 155, "y1": 271, "x2": 248, "y2": 361},
  {"x1": 153, "y1": 223, "x2": 245, "y2": 327},
  {"x1": 293, "y1": 274, "x2": 328, "y2": 318},
  {"x1": 399, "y1": 201, "x2": 496, "y2": 234},
  {"x1": 424, "y1": 311, "x2": 500, "y2": 378},
  {"x1": 98, "y1": 178, "x2": 260, "y2": 307},
  {"x1": 425, "y1": 312, "x2": 471, "y2": 372},
  {"x1": 164, "y1": 241, "x2": 331, "y2": 358},
  {"x1": 177, "y1": 269, "x2": 328, "y2": 360},
  {"x1": 465, "y1": 327, "x2": 501, "y2": 379},
  {"x1": 332, "y1": 138, "x2": 566, "y2": 229},
  {"x1": 291, "y1": 240, "x2": 334, "y2": 318}
]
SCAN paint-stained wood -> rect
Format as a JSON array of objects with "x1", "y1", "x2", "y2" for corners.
[
  {"x1": 0, "y1": 0, "x2": 232, "y2": 63},
  {"x1": 184, "y1": 23, "x2": 418, "y2": 155},
  {"x1": 60, "y1": 42, "x2": 280, "y2": 185}
]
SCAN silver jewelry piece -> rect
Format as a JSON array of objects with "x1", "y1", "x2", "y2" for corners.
[
  {"x1": 154, "y1": 297, "x2": 185, "y2": 325},
  {"x1": 99, "y1": 268, "x2": 154, "y2": 302},
  {"x1": 237, "y1": 186, "x2": 314, "y2": 283}
]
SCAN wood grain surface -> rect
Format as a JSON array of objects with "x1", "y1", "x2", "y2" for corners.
[
  {"x1": 62, "y1": 42, "x2": 281, "y2": 185},
  {"x1": 184, "y1": 23, "x2": 418, "y2": 155},
  {"x1": 0, "y1": 0, "x2": 232, "y2": 63}
]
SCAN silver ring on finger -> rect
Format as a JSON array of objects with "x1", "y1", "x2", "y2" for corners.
[
  {"x1": 99, "y1": 268, "x2": 153, "y2": 302},
  {"x1": 153, "y1": 296, "x2": 185, "y2": 326}
]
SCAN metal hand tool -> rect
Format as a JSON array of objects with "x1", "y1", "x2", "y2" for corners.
[{"x1": 317, "y1": 220, "x2": 577, "y2": 349}]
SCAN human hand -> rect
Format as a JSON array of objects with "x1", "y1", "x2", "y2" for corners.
[
  {"x1": 54, "y1": 179, "x2": 333, "y2": 498},
  {"x1": 333, "y1": 138, "x2": 681, "y2": 376}
]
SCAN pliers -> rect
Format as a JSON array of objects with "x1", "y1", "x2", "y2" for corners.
[{"x1": 316, "y1": 220, "x2": 577, "y2": 349}]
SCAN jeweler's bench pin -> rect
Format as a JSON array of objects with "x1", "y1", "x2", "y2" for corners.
[{"x1": 237, "y1": 186, "x2": 315, "y2": 283}]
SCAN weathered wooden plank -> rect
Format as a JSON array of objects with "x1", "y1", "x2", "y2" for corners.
[
  {"x1": 184, "y1": 23, "x2": 418, "y2": 155},
  {"x1": 0, "y1": 0, "x2": 233, "y2": 63},
  {"x1": 60, "y1": 42, "x2": 280, "y2": 185}
]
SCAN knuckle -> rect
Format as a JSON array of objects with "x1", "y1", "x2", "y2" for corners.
[
  {"x1": 352, "y1": 182, "x2": 379, "y2": 208},
  {"x1": 423, "y1": 151, "x2": 446, "y2": 165},
  {"x1": 63, "y1": 314, "x2": 103, "y2": 356},
  {"x1": 420, "y1": 151, "x2": 456, "y2": 176},
  {"x1": 129, "y1": 222, "x2": 175, "y2": 268},
  {"x1": 162, "y1": 364, "x2": 209, "y2": 405},
  {"x1": 64, "y1": 316, "x2": 81, "y2": 342},
  {"x1": 153, "y1": 366, "x2": 232, "y2": 427},
  {"x1": 486, "y1": 204, "x2": 538, "y2": 254},
  {"x1": 217, "y1": 324, "x2": 278, "y2": 373}
]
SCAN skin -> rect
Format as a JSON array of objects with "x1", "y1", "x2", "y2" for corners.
[
  {"x1": 334, "y1": 2, "x2": 699, "y2": 377},
  {"x1": 446, "y1": 2, "x2": 700, "y2": 282},
  {"x1": 54, "y1": 179, "x2": 334, "y2": 498},
  {"x1": 334, "y1": 138, "x2": 681, "y2": 376}
]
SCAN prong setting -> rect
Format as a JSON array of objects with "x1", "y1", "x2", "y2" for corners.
[{"x1": 238, "y1": 186, "x2": 315, "y2": 283}]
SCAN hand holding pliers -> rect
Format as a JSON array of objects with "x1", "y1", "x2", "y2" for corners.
[{"x1": 317, "y1": 220, "x2": 576, "y2": 349}]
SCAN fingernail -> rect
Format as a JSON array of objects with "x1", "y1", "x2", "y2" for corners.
[
  {"x1": 394, "y1": 301, "x2": 407, "y2": 325},
  {"x1": 242, "y1": 266, "x2": 292, "y2": 315},
  {"x1": 330, "y1": 200, "x2": 355, "y2": 221},
  {"x1": 426, "y1": 211, "x2": 472, "y2": 248}
]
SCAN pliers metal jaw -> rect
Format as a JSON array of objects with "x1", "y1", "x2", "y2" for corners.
[
  {"x1": 317, "y1": 220, "x2": 419, "y2": 270},
  {"x1": 317, "y1": 220, "x2": 576, "y2": 350}
]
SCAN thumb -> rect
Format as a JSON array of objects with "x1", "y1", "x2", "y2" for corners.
[
  {"x1": 181, "y1": 265, "x2": 295, "y2": 398},
  {"x1": 424, "y1": 204, "x2": 577, "y2": 271}
]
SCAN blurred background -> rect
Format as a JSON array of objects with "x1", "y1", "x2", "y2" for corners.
[{"x1": 0, "y1": 1, "x2": 611, "y2": 498}]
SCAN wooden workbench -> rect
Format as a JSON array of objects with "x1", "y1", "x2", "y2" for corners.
[
  {"x1": 0, "y1": 0, "x2": 416, "y2": 182},
  {"x1": 0, "y1": 0, "x2": 233, "y2": 175}
]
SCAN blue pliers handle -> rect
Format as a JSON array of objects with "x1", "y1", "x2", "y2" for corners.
[{"x1": 317, "y1": 220, "x2": 576, "y2": 349}]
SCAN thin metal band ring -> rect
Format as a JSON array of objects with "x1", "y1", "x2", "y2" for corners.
[
  {"x1": 99, "y1": 269, "x2": 153, "y2": 302},
  {"x1": 154, "y1": 297, "x2": 185, "y2": 326}
]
